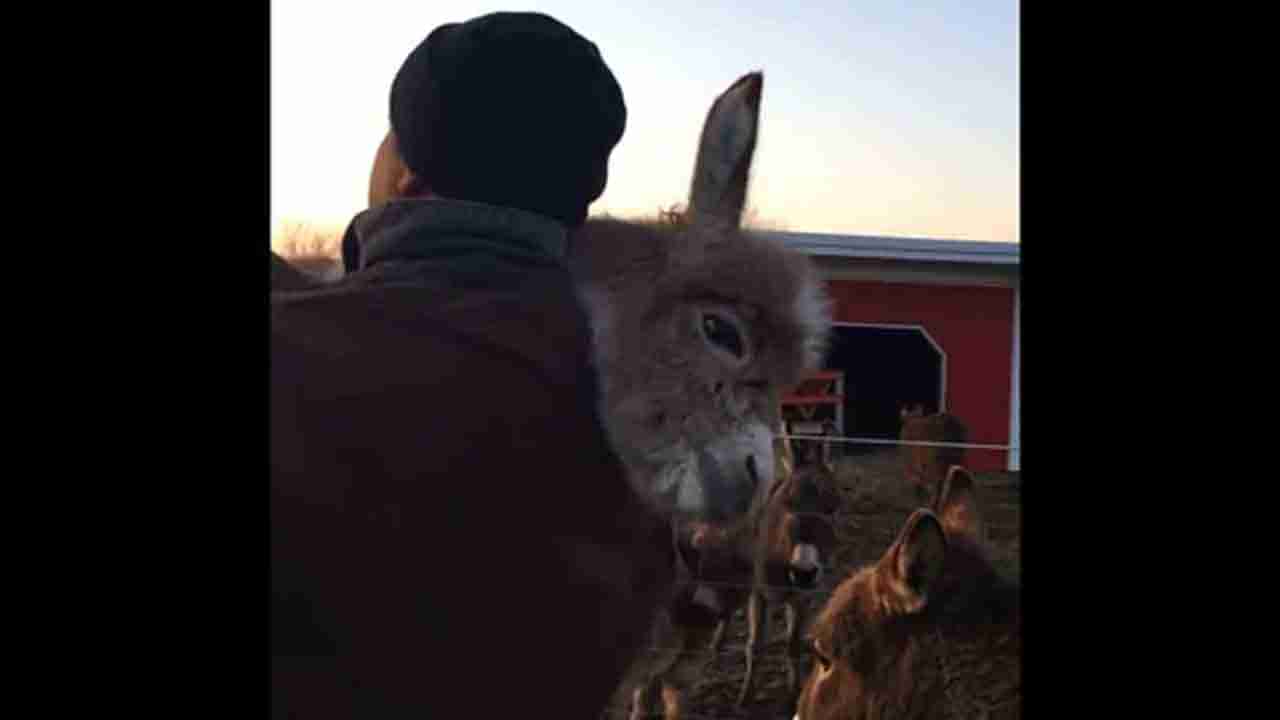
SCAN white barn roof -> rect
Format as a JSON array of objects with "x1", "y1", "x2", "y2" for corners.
[{"x1": 761, "y1": 231, "x2": 1020, "y2": 267}]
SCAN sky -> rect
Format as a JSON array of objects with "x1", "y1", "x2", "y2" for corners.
[{"x1": 271, "y1": 1, "x2": 1018, "y2": 246}]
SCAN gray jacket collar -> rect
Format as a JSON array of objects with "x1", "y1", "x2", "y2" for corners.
[{"x1": 341, "y1": 198, "x2": 569, "y2": 273}]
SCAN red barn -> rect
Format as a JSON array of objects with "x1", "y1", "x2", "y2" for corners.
[{"x1": 768, "y1": 232, "x2": 1021, "y2": 472}]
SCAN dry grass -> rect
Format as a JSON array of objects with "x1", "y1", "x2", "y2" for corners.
[
  {"x1": 591, "y1": 203, "x2": 791, "y2": 232},
  {"x1": 273, "y1": 222, "x2": 343, "y2": 281},
  {"x1": 273, "y1": 222, "x2": 342, "y2": 260},
  {"x1": 609, "y1": 448, "x2": 1021, "y2": 719}
]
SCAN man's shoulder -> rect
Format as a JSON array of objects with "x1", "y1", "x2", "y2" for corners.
[{"x1": 271, "y1": 267, "x2": 595, "y2": 395}]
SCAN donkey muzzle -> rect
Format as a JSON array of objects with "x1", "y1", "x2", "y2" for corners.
[{"x1": 788, "y1": 543, "x2": 822, "y2": 588}]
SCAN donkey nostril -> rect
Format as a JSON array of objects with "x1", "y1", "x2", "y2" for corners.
[
  {"x1": 789, "y1": 566, "x2": 819, "y2": 588},
  {"x1": 745, "y1": 455, "x2": 759, "y2": 489}
]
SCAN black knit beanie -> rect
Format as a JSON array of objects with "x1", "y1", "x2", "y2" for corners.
[{"x1": 389, "y1": 12, "x2": 626, "y2": 227}]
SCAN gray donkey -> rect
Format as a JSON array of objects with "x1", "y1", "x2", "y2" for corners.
[
  {"x1": 570, "y1": 70, "x2": 831, "y2": 527},
  {"x1": 584, "y1": 71, "x2": 836, "y2": 720}
]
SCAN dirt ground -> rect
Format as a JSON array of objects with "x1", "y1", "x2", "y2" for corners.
[{"x1": 607, "y1": 448, "x2": 1021, "y2": 720}]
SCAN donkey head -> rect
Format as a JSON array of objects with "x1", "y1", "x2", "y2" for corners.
[{"x1": 572, "y1": 72, "x2": 832, "y2": 528}]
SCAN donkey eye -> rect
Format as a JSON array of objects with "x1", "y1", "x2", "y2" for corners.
[{"x1": 701, "y1": 313, "x2": 745, "y2": 358}]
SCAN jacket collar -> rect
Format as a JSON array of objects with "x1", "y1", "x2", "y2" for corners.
[{"x1": 341, "y1": 198, "x2": 569, "y2": 273}]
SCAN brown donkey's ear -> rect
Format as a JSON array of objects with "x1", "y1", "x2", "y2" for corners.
[
  {"x1": 685, "y1": 71, "x2": 762, "y2": 230},
  {"x1": 933, "y1": 466, "x2": 985, "y2": 543},
  {"x1": 879, "y1": 509, "x2": 947, "y2": 614}
]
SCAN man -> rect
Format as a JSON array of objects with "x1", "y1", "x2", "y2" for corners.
[{"x1": 271, "y1": 13, "x2": 674, "y2": 718}]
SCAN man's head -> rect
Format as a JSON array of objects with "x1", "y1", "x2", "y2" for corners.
[{"x1": 369, "y1": 12, "x2": 627, "y2": 227}]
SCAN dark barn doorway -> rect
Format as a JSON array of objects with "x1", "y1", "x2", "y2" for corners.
[{"x1": 824, "y1": 324, "x2": 945, "y2": 456}]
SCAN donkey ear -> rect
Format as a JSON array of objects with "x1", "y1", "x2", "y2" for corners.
[
  {"x1": 879, "y1": 510, "x2": 947, "y2": 614},
  {"x1": 686, "y1": 71, "x2": 762, "y2": 229},
  {"x1": 933, "y1": 466, "x2": 985, "y2": 542}
]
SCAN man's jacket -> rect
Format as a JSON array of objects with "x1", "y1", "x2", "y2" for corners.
[{"x1": 271, "y1": 199, "x2": 674, "y2": 718}]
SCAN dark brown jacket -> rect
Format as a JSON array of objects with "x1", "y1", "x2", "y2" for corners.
[
  {"x1": 272, "y1": 200, "x2": 673, "y2": 718},
  {"x1": 271, "y1": 251, "x2": 322, "y2": 292}
]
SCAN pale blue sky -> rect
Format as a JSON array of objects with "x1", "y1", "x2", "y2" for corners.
[{"x1": 271, "y1": 1, "x2": 1018, "y2": 244}]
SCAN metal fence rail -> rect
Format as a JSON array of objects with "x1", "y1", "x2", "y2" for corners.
[{"x1": 779, "y1": 433, "x2": 1019, "y2": 452}]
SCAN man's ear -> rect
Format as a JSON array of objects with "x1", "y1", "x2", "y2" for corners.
[{"x1": 395, "y1": 171, "x2": 432, "y2": 199}]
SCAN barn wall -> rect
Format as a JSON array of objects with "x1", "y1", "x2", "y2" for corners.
[{"x1": 825, "y1": 278, "x2": 1015, "y2": 472}]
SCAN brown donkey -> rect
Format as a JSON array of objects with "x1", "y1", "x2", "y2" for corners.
[
  {"x1": 898, "y1": 408, "x2": 968, "y2": 504},
  {"x1": 793, "y1": 466, "x2": 1020, "y2": 720},
  {"x1": 739, "y1": 463, "x2": 841, "y2": 705},
  {"x1": 627, "y1": 462, "x2": 840, "y2": 719}
]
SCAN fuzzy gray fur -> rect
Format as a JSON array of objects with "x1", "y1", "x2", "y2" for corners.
[{"x1": 570, "y1": 72, "x2": 832, "y2": 528}]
